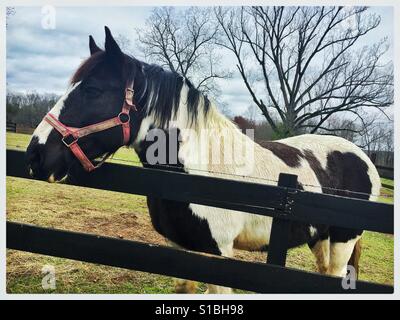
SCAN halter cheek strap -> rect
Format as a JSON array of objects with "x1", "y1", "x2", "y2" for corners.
[{"x1": 44, "y1": 82, "x2": 136, "y2": 172}]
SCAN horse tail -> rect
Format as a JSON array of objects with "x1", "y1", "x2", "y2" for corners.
[{"x1": 348, "y1": 238, "x2": 362, "y2": 279}]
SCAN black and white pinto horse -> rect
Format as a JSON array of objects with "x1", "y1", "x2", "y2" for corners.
[{"x1": 26, "y1": 27, "x2": 381, "y2": 294}]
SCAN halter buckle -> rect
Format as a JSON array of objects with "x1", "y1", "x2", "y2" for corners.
[
  {"x1": 125, "y1": 87, "x2": 134, "y2": 103},
  {"x1": 62, "y1": 134, "x2": 78, "y2": 147},
  {"x1": 118, "y1": 112, "x2": 130, "y2": 124}
]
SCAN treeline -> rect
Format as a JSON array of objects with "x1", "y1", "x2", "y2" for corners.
[
  {"x1": 233, "y1": 116, "x2": 272, "y2": 141},
  {"x1": 233, "y1": 115, "x2": 312, "y2": 142},
  {"x1": 6, "y1": 91, "x2": 392, "y2": 155},
  {"x1": 233, "y1": 114, "x2": 393, "y2": 154},
  {"x1": 7, "y1": 92, "x2": 60, "y2": 128}
]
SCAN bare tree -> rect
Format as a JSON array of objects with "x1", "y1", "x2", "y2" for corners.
[
  {"x1": 137, "y1": 7, "x2": 230, "y2": 96},
  {"x1": 215, "y1": 6, "x2": 393, "y2": 136},
  {"x1": 7, "y1": 91, "x2": 60, "y2": 127},
  {"x1": 383, "y1": 128, "x2": 394, "y2": 153},
  {"x1": 357, "y1": 112, "x2": 393, "y2": 155},
  {"x1": 321, "y1": 115, "x2": 360, "y2": 142},
  {"x1": 310, "y1": 108, "x2": 394, "y2": 155},
  {"x1": 115, "y1": 34, "x2": 132, "y2": 52},
  {"x1": 243, "y1": 104, "x2": 259, "y2": 123},
  {"x1": 218, "y1": 100, "x2": 233, "y2": 118}
]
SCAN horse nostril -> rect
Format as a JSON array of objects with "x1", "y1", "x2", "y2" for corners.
[
  {"x1": 28, "y1": 166, "x2": 34, "y2": 177},
  {"x1": 26, "y1": 143, "x2": 44, "y2": 174},
  {"x1": 26, "y1": 151, "x2": 45, "y2": 179},
  {"x1": 26, "y1": 136, "x2": 51, "y2": 180}
]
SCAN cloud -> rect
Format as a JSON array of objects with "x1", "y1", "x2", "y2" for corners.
[{"x1": 6, "y1": 6, "x2": 152, "y2": 94}]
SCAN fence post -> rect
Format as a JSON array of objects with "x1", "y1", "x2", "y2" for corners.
[
  {"x1": 370, "y1": 152, "x2": 377, "y2": 164},
  {"x1": 6, "y1": 121, "x2": 17, "y2": 133},
  {"x1": 267, "y1": 173, "x2": 298, "y2": 266}
]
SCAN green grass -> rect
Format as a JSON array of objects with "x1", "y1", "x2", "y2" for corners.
[
  {"x1": 6, "y1": 132, "x2": 30, "y2": 149},
  {"x1": 379, "y1": 186, "x2": 394, "y2": 204},
  {"x1": 380, "y1": 178, "x2": 394, "y2": 204},
  {"x1": 6, "y1": 133, "x2": 394, "y2": 293},
  {"x1": 6, "y1": 176, "x2": 173, "y2": 294},
  {"x1": 381, "y1": 178, "x2": 394, "y2": 188}
]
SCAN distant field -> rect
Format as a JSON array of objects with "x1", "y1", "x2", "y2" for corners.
[
  {"x1": 381, "y1": 178, "x2": 394, "y2": 188},
  {"x1": 6, "y1": 132, "x2": 394, "y2": 293},
  {"x1": 379, "y1": 186, "x2": 394, "y2": 204}
]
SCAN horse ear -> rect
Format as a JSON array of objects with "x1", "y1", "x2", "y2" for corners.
[
  {"x1": 89, "y1": 35, "x2": 101, "y2": 55},
  {"x1": 104, "y1": 26, "x2": 124, "y2": 64}
]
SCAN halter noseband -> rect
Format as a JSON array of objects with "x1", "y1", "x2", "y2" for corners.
[{"x1": 44, "y1": 81, "x2": 136, "y2": 172}]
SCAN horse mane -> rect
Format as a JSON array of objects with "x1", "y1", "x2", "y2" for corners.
[
  {"x1": 70, "y1": 52, "x2": 210, "y2": 128},
  {"x1": 140, "y1": 62, "x2": 211, "y2": 128},
  {"x1": 70, "y1": 51, "x2": 136, "y2": 85},
  {"x1": 70, "y1": 52, "x2": 106, "y2": 84}
]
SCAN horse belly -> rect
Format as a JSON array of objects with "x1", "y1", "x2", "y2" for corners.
[{"x1": 233, "y1": 215, "x2": 273, "y2": 251}]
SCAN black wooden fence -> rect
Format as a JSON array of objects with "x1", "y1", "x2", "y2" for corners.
[
  {"x1": 6, "y1": 121, "x2": 16, "y2": 133},
  {"x1": 367, "y1": 152, "x2": 394, "y2": 180},
  {"x1": 6, "y1": 149, "x2": 394, "y2": 293},
  {"x1": 376, "y1": 165, "x2": 394, "y2": 181}
]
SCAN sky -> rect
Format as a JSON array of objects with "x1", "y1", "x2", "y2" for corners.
[{"x1": 6, "y1": 6, "x2": 394, "y2": 119}]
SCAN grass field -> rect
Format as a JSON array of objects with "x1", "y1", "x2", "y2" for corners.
[
  {"x1": 6, "y1": 133, "x2": 394, "y2": 293},
  {"x1": 381, "y1": 178, "x2": 394, "y2": 188},
  {"x1": 380, "y1": 178, "x2": 394, "y2": 204}
]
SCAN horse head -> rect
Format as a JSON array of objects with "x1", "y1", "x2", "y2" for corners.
[{"x1": 26, "y1": 27, "x2": 148, "y2": 181}]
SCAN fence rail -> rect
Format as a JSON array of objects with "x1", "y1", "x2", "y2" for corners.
[
  {"x1": 7, "y1": 221, "x2": 392, "y2": 293},
  {"x1": 375, "y1": 165, "x2": 394, "y2": 180},
  {"x1": 6, "y1": 149, "x2": 394, "y2": 293},
  {"x1": 7, "y1": 149, "x2": 393, "y2": 234},
  {"x1": 6, "y1": 121, "x2": 16, "y2": 133}
]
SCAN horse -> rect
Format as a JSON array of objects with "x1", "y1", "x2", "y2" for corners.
[{"x1": 26, "y1": 27, "x2": 381, "y2": 294}]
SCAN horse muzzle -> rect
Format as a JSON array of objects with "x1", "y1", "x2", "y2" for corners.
[{"x1": 26, "y1": 136, "x2": 68, "y2": 182}]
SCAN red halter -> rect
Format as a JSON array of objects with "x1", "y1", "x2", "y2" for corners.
[{"x1": 44, "y1": 82, "x2": 136, "y2": 172}]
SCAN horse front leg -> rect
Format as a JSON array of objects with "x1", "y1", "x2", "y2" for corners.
[
  {"x1": 167, "y1": 240, "x2": 198, "y2": 293},
  {"x1": 309, "y1": 238, "x2": 330, "y2": 274},
  {"x1": 174, "y1": 278, "x2": 198, "y2": 294},
  {"x1": 205, "y1": 244, "x2": 234, "y2": 294}
]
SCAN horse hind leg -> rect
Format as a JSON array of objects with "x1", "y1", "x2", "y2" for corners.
[
  {"x1": 308, "y1": 237, "x2": 330, "y2": 274},
  {"x1": 348, "y1": 238, "x2": 362, "y2": 278},
  {"x1": 327, "y1": 227, "x2": 362, "y2": 278},
  {"x1": 206, "y1": 284, "x2": 232, "y2": 294}
]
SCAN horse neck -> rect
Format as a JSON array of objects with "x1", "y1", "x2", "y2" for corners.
[
  {"x1": 134, "y1": 83, "x2": 259, "y2": 177},
  {"x1": 175, "y1": 99, "x2": 257, "y2": 177}
]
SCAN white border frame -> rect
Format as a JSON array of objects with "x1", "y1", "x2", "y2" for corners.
[{"x1": 1, "y1": 0, "x2": 398, "y2": 300}]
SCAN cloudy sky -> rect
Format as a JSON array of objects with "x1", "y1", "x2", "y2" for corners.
[{"x1": 6, "y1": 6, "x2": 393, "y2": 118}]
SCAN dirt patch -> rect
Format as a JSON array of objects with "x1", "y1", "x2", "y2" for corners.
[{"x1": 75, "y1": 212, "x2": 165, "y2": 244}]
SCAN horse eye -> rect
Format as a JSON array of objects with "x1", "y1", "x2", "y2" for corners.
[{"x1": 84, "y1": 86, "x2": 102, "y2": 97}]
